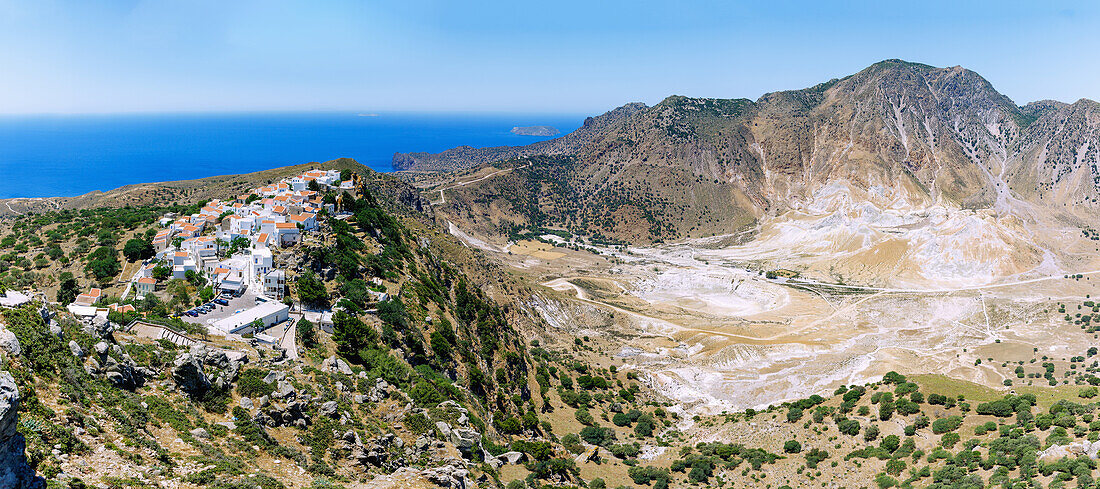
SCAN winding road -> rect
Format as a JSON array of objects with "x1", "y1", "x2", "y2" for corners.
[{"x1": 429, "y1": 164, "x2": 529, "y2": 205}]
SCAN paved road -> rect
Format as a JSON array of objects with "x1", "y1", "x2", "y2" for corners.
[{"x1": 278, "y1": 316, "x2": 299, "y2": 360}]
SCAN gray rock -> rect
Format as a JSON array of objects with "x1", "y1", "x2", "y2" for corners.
[
  {"x1": 172, "y1": 352, "x2": 210, "y2": 397},
  {"x1": 224, "y1": 350, "x2": 248, "y2": 365},
  {"x1": 319, "y1": 401, "x2": 339, "y2": 418},
  {"x1": 367, "y1": 378, "x2": 390, "y2": 402},
  {"x1": 94, "y1": 341, "x2": 109, "y2": 356},
  {"x1": 189, "y1": 428, "x2": 210, "y2": 439},
  {"x1": 68, "y1": 340, "x2": 84, "y2": 358},
  {"x1": 240, "y1": 397, "x2": 254, "y2": 410},
  {"x1": 435, "y1": 421, "x2": 452, "y2": 438},
  {"x1": 205, "y1": 349, "x2": 230, "y2": 369},
  {"x1": 49, "y1": 322, "x2": 63, "y2": 339},
  {"x1": 415, "y1": 435, "x2": 431, "y2": 451},
  {"x1": 273, "y1": 380, "x2": 296, "y2": 400},
  {"x1": 334, "y1": 358, "x2": 353, "y2": 375},
  {"x1": 449, "y1": 428, "x2": 480, "y2": 453},
  {"x1": 0, "y1": 328, "x2": 20, "y2": 357},
  {"x1": 422, "y1": 463, "x2": 469, "y2": 488},
  {"x1": 216, "y1": 421, "x2": 236, "y2": 431},
  {"x1": 498, "y1": 451, "x2": 525, "y2": 464},
  {"x1": 0, "y1": 372, "x2": 45, "y2": 488}
]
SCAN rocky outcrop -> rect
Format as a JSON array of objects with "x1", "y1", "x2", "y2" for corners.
[
  {"x1": 0, "y1": 371, "x2": 44, "y2": 489},
  {"x1": 256, "y1": 400, "x2": 310, "y2": 428},
  {"x1": 1039, "y1": 441, "x2": 1100, "y2": 462},
  {"x1": 82, "y1": 315, "x2": 115, "y2": 340},
  {"x1": 171, "y1": 345, "x2": 249, "y2": 397},
  {"x1": 321, "y1": 356, "x2": 353, "y2": 376},
  {"x1": 172, "y1": 352, "x2": 211, "y2": 397},
  {"x1": 0, "y1": 328, "x2": 19, "y2": 358},
  {"x1": 67, "y1": 340, "x2": 83, "y2": 358},
  {"x1": 351, "y1": 432, "x2": 408, "y2": 471}
]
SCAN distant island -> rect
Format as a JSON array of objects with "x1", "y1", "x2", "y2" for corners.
[{"x1": 510, "y1": 125, "x2": 560, "y2": 136}]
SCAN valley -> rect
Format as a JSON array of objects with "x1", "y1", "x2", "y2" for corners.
[{"x1": 435, "y1": 169, "x2": 1100, "y2": 416}]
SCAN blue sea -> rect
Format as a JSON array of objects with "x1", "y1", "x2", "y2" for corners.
[{"x1": 0, "y1": 112, "x2": 585, "y2": 198}]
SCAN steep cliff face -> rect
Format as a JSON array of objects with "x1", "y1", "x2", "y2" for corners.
[
  {"x1": 431, "y1": 60, "x2": 1100, "y2": 242},
  {"x1": 0, "y1": 372, "x2": 42, "y2": 489}
]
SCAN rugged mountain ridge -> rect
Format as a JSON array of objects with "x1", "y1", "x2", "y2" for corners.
[{"x1": 429, "y1": 60, "x2": 1100, "y2": 242}]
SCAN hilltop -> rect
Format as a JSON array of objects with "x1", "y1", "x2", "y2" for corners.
[
  {"x1": 0, "y1": 159, "x2": 369, "y2": 218},
  {"x1": 412, "y1": 60, "x2": 1100, "y2": 245}
]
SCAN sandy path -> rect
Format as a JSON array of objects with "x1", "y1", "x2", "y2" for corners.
[
  {"x1": 783, "y1": 268, "x2": 1100, "y2": 294},
  {"x1": 431, "y1": 164, "x2": 528, "y2": 205}
]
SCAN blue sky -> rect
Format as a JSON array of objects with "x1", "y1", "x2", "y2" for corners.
[{"x1": 1, "y1": 0, "x2": 1097, "y2": 114}]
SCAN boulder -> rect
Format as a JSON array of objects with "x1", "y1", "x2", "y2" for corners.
[
  {"x1": 0, "y1": 372, "x2": 45, "y2": 488},
  {"x1": 240, "y1": 397, "x2": 254, "y2": 410},
  {"x1": 102, "y1": 356, "x2": 144, "y2": 390},
  {"x1": 334, "y1": 358, "x2": 353, "y2": 375},
  {"x1": 205, "y1": 349, "x2": 230, "y2": 369},
  {"x1": 0, "y1": 328, "x2": 19, "y2": 357},
  {"x1": 49, "y1": 322, "x2": 63, "y2": 339},
  {"x1": 319, "y1": 401, "x2": 339, "y2": 418},
  {"x1": 94, "y1": 341, "x2": 109, "y2": 357},
  {"x1": 367, "y1": 378, "x2": 390, "y2": 402},
  {"x1": 225, "y1": 350, "x2": 248, "y2": 365},
  {"x1": 190, "y1": 428, "x2": 210, "y2": 439},
  {"x1": 575, "y1": 445, "x2": 599, "y2": 464},
  {"x1": 82, "y1": 315, "x2": 114, "y2": 339},
  {"x1": 449, "y1": 428, "x2": 481, "y2": 453},
  {"x1": 262, "y1": 401, "x2": 309, "y2": 428},
  {"x1": 421, "y1": 463, "x2": 469, "y2": 489},
  {"x1": 273, "y1": 380, "x2": 296, "y2": 400},
  {"x1": 497, "y1": 451, "x2": 526, "y2": 465},
  {"x1": 172, "y1": 352, "x2": 210, "y2": 397},
  {"x1": 435, "y1": 421, "x2": 452, "y2": 438},
  {"x1": 67, "y1": 340, "x2": 84, "y2": 358}
]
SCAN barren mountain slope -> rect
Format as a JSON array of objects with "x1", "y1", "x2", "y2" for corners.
[{"x1": 425, "y1": 60, "x2": 1100, "y2": 245}]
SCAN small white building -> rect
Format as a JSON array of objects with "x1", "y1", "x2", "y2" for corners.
[
  {"x1": 211, "y1": 301, "x2": 289, "y2": 334},
  {"x1": 288, "y1": 213, "x2": 317, "y2": 231},
  {"x1": 275, "y1": 223, "x2": 300, "y2": 247},
  {"x1": 252, "y1": 247, "x2": 273, "y2": 279},
  {"x1": 135, "y1": 277, "x2": 156, "y2": 296},
  {"x1": 263, "y1": 270, "x2": 286, "y2": 300}
]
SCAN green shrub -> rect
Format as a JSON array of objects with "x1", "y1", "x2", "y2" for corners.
[{"x1": 236, "y1": 369, "x2": 274, "y2": 398}]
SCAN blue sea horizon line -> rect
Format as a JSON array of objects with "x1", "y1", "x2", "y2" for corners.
[{"x1": 0, "y1": 111, "x2": 585, "y2": 199}]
